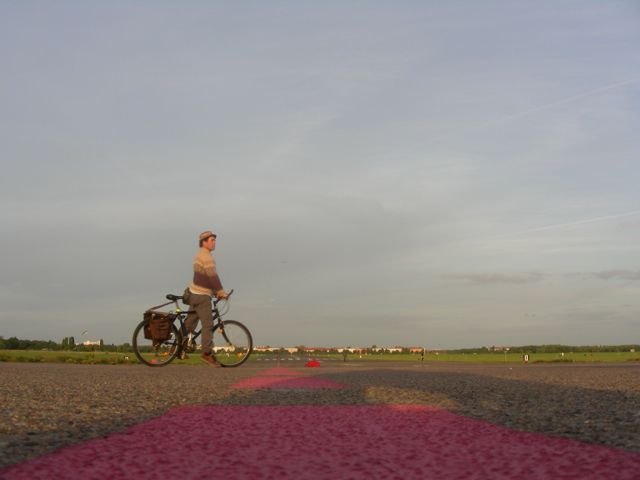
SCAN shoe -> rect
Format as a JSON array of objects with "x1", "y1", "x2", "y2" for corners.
[
  {"x1": 200, "y1": 352, "x2": 221, "y2": 368},
  {"x1": 179, "y1": 351, "x2": 189, "y2": 360}
]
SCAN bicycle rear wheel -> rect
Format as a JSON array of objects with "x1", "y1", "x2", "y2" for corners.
[
  {"x1": 212, "y1": 320, "x2": 253, "y2": 367},
  {"x1": 132, "y1": 319, "x2": 182, "y2": 367}
]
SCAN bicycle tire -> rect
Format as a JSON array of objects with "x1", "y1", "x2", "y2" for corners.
[
  {"x1": 212, "y1": 320, "x2": 253, "y2": 367},
  {"x1": 132, "y1": 319, "x2": 182, "y2": 367}
]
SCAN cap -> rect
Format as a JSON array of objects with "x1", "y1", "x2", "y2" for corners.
[{"x1": 199, "y1": 230, "x2": 217, "y2": 242}]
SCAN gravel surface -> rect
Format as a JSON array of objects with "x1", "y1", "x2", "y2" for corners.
[{"x1": 1, "y1": 360, "x2": 639, "y2": 469}]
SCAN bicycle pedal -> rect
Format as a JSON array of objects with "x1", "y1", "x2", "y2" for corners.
[{"x1": 182, "y1": 339, "x2": 197, "y2": 353}]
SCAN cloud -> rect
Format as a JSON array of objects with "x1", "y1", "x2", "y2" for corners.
[
  {"x1": 490, "y1": 210, "x2": 640, "y2": 240},
  {"x1": 587, "y1": 270, "x2": 640, "y2": 281},
  {"x1": 443, "y1": 272, "x2": 545, "y2": 285}
]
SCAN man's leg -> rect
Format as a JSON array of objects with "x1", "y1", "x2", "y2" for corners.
[
  {"x1": 184, "y1": 300, "x2": 201, "y2": 335},
  {"x1": 186, "y1": 293, "x2": 213, "y2": 354},
  {"x1": 198, "y1": 298, "x2": 213, "y2": 355}
]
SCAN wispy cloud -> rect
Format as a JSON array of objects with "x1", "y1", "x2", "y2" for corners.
[
  {"x1": 492, "y1": 76, "x2": 640, "y2": 125},
  {"x1": 586, "y1": 270, "x2": 640, "y2": 281},
  {"x1": 490, "y1": 210, "x2": 640, "y2": 240},
  {"x1": 443, "y1": 272, "x2": 545, "y2": 285}
]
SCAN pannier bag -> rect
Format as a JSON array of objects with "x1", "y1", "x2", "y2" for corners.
[{"x1": 143, "y1": 311, "x2": 175, "y2": 342}]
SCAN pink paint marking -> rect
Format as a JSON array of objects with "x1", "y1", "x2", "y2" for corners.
[
  {"x1": 256, "y1": 367, "x2": 305, "y2": 376},
  {"x1": 3, "y1": 405, "x2": 640, "y2": 480},
  {"x1": 232, "y1": 375, "x2": 346, "y2": 389},
  {"x1": 234, "y1": 367, "x2": 346, "y2": 389}
]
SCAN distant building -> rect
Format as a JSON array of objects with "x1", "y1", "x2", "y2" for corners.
[
  {"x1": 213, "y1": 345, "x2": 235, "y2": 353},
  {"x1": 254, "y1": 346, "x2": 280, "y2": 352},
  {"x1": 337, "y1": 348, "x2": 363, "y2": 353},
  {"x1": 243, "y1": 344, "x2": 425, "y2": 354},
  {"x1": 303, "y1": 347, "x2": 332, "y2": 353},
  {"x1": 82, "y1": 340, "x2": 101, "y2": 346}
]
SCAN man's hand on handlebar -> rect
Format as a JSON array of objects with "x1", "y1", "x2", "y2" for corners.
[{"x1": 216, "y1": 289, "x2": 233, "y2": 300}]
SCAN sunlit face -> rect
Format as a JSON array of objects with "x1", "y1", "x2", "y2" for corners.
[{"x1": 204, "y1": 235, "x2": 217, "y2": 251}]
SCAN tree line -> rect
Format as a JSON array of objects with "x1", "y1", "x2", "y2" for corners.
[
  {"x1": 0, "y1": 336, "x2": 132, "y2": 353},
  {"x1": 1, "y1": 336, "x2": 637, "y2": 354},
  {"x1": 447, "y1": 344, "x2": 639, "y2": 354}
]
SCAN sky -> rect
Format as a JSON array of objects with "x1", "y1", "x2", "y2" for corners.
[{"x1": 1, "y1": 1, "x2": 639, "y2": 348}]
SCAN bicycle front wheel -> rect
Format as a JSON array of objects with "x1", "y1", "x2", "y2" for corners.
[
  {"x1": 132, "y1": 319, "x2": 182, "y2": 367},
  {"x1": 212, "y1": 320, "x2": 253, "y2": 367}
]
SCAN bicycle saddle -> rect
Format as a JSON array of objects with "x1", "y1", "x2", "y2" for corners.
[{"x1": 166, "y1": 294, "x2": 183, "y2": 301}]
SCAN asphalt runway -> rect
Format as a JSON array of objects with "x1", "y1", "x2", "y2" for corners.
[{"x1": 1, "y1": 360, "x2": 640, "y2": 478}]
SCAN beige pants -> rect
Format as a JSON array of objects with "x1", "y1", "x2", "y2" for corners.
[{"x1": 184, "y1": 293, "x2": 213, "y2": 354}]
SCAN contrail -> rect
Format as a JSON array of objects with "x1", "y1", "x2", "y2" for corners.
[
  {"x1": 493, "y1": 76, "x2": 640, "y2": 124},
  {"x1": 420, "y1": 76, "x2": 640, "y2": 146},
  {"x1": 495, "y1": 209, "x2": 640, "y2": 239}
]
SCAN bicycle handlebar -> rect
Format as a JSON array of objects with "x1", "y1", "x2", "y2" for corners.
[{"x1": 213, "y1": 289, "x2": 234, "y2": 305}]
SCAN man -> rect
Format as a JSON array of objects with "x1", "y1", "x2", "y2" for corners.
[{"x1": 185, "y1": 230, "x2": 229, "y2": 367}]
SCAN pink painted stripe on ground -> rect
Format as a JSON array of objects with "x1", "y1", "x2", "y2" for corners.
[
  {"x1": 3, "y1": 405, "x2": 640, "y2": 480},
  {"x1": 232, "y1": 375, "x2": 347, "y2": 389},
  {"x1": 233, "y1": 367, "x2": 347, "y2": 389},
  {"x1": 256, "y1": 367, "x2": 305, "y2": 376}
]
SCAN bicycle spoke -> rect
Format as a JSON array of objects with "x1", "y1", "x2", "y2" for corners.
[{"x1": 212, "y1": 320, "x2": 252, "y2": 367}]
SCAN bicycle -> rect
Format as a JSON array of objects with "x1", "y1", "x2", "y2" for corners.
[{"x1": 132, "y1": 289, "x2": 253, "y2": 368}]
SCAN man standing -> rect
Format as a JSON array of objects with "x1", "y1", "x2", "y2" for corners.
[{"x1": 185, "y1": 230, "x2": 229, "y2": 367}]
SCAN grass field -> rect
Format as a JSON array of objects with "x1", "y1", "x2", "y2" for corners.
[
  {"x1": 1, "y1": 349, "x2": 639, "y2": 365},
  {"x1": 298, "y1": 351, "x2": 640, "y2": 363},
  {"x1": 0, "y1": 349, "x2": 247, "y2": 366},
  {"x1": 353, "y1": 351, "x2": 640, "y2": 363},
  {"x1": 0, "y1": 350, "x2": 142, "y2": 365}
]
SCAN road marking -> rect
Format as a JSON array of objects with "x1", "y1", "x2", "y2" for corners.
[
  {"x1": 4, "y1": 404, "x2": 640, "y2": 479},
  {"x1": 232, "y1": 367, "x2": 346, "y2": 389}
]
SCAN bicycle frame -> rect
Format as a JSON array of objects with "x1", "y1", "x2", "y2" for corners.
[{"x1": 170, "y1": 295, "x2": 231, "y2": 347}]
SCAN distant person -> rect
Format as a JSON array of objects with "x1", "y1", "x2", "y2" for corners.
[{"x1": 185, "y1": 230, "x2": 229, "y2": 367}]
